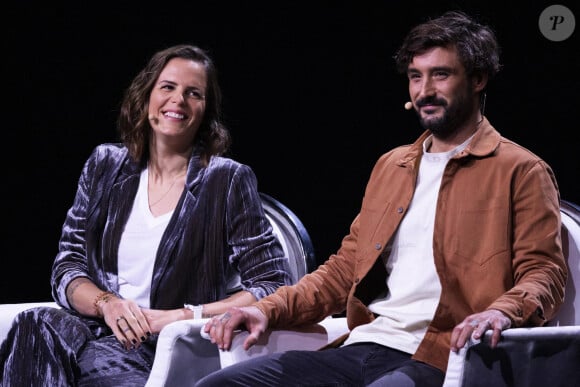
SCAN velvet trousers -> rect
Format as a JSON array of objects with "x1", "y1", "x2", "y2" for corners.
[
  {"x1": 195, "y1": 342, "x2": 444, "y2": 387},
  {"x1": 0, "y1": 307, "x2": 156, "y2": 387}
]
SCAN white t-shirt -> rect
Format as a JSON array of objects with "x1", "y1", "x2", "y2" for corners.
[
  {"x1": 117, "y1": 168, "x2": 173, "y2": 308},
  {"x1": 343, "y1": 135, "x2": 472, "y2": 354}
]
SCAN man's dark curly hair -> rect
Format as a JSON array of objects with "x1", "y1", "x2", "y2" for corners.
[{"x1": 394, "y1": 11, "x2": 501, "y2": 79}]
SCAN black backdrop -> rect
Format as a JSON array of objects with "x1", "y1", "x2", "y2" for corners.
[{"x1": 4, "y1": 1, "x2": 579, "y2": 303}]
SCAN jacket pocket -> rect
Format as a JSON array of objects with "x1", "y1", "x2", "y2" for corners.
[{"x1": 453, "y1": 201, "x2": 509, "y2": 265}]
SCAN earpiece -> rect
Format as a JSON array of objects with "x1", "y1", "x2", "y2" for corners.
[
  {"x1": 404, "y1": 102, "x2": 413, "y2": 110},
  {"x1": 148, "y1": 115, "x2": 159, "y2": 124}
]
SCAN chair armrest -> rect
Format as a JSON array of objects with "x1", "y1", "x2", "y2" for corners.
[
  {"x1": 147, "y1": 317, "x2": 348, "y2": 386},
  {"x1": 443, "y1": 326, "x2": 580, "y2": 387},
  {"x1": 0, "y1": 302, "x2": 59, "y2": 345},
  {"x1": 212, "y1": 317, "x2": 349, "y2": 369},
  {"x1": 443, "y1": 335, "x2": 481, "y2": 387},
  {"x1": 146, "y1": 318, "x2": 221, "y2": 387}
]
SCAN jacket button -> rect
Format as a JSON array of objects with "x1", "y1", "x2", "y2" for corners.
[
  {"x1": 397, "y1": 207, "x2": 404, "y2": 213},
  {"x1": 375, "y1": 243, "x2": 382, "y2": 250}
]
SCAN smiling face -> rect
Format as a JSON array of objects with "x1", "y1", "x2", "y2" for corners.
[
  {"x1": 407, "y1": 45, "x2": 485, "y2": 139},
  {"x1": 148, "y1": 57, "x2": 207, "y2": 146}
]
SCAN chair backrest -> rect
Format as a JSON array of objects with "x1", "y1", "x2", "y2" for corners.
[
  {"x1": 548, "y1": 199, "x2": 580, "y2": 326},
  {"x1": 260, "y1": 192, "x2": 317, "y2": 283}
]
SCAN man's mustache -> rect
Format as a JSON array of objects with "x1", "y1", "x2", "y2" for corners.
[{"x1": 416, "y1": 97, "x2": 447, "y2": 108}]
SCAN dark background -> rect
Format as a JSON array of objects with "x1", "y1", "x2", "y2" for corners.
[{"x1": 4, "y1": 1, "x2": 578, "y2": 303}]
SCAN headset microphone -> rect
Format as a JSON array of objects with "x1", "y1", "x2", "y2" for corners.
[
  {"x1": 148, "y1": 115, "x2": 159, "y2": 124},
  {"x1": 404, "y1": 102, "x2": 413, "y2": 110}
]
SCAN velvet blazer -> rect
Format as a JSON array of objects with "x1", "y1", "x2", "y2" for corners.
[{"x1": 51, "y1": 143, "x2": 292, "y2": 310}]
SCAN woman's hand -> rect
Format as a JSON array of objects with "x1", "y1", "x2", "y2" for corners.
[{"x1": 102, "y1": 298, "x2": 152, "y2": 350}]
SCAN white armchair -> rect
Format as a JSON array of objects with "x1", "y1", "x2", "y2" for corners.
[
  {"x1": 144, "y1": 192, "x2": 321, "y2": 386},
  {"x1": 442, "y1": 199, "x2": 580, "y2": 387},
  {"x1": 150, "y1": 200, "x2": 580, "y2": 387}
]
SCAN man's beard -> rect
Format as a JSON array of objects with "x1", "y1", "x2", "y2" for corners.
[{"x1": 417, "y1": 91, "x2": 473, "y2": 139}]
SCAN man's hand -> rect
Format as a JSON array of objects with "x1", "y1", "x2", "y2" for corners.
[
  {"x1": 450, "y1": 309, "x2": 511, "y2": 352},
  {"x1": 203, "y1": 306, "x2": 268, "y2": 351}
]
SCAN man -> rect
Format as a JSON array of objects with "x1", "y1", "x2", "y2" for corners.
[{"x1": 196, "y1": 11, "x2": 567, "y2": 386}]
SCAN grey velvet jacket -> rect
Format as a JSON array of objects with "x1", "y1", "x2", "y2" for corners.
[{"x1": 51, "y1": 143, "x2": 292, "y2": 310}]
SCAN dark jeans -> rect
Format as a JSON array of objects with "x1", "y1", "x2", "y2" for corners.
[{"x1": 195, "y1": 342, "x2": 444, "y2": 387}]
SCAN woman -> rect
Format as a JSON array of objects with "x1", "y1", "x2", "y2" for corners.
[{"x1": 0, "y1": 44, "x2": 292, "y2": 386}]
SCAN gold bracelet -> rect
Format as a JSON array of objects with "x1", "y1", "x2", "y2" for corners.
[{"x1": 93, "y1": 291, "x2": 115, "y2": 317}]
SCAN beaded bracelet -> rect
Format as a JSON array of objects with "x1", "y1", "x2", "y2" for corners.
[{"x1": 93, "y1": 291, "x2": 115, "y2": 317}]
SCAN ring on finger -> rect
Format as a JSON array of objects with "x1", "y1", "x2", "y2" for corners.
[
  {"x1": 469, "y1": 320, "x2": 479, "y2": 327},
  {"x1": 123, "y1": 327, "x2": 131, "y2": 333},
  {"x1": 116, "y1": 316, "x2": 125, "y2": 323}
]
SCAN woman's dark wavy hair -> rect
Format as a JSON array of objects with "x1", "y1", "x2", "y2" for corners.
[
  {"x1": 394, "y1": 11, "x2": 502, "y2": 80},
  {"x1": 117, "y1": 44, "x2": 231, "y2": 166}
]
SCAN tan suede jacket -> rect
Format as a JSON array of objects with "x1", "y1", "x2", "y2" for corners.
[{"x1": 257, "y1": 118, "x2": 567, "y2": 372}]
